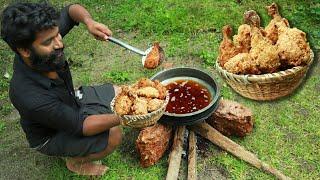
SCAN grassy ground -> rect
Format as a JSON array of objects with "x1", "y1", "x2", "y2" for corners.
[{"x1": 0, "y1": 0, "x2": 319, "y2": 179}]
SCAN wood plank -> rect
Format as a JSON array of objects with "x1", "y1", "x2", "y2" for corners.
[
  {"x1": 189, "y1": 123, "x2": 291, "y2": 180},
  {"x1": 187, "y1": 130, "x2": 197, "y2": 180},
  {"x1": 166, "y1": 126, "x2": 186, "y2": 180}
]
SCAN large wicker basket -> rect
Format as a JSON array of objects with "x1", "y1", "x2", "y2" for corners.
[
  {"x1": 110, "y1": 94, "x2": 169, "y2": 128},
  {"x1": 216, "y1": 50, "x2": 314, "y2": 101}
]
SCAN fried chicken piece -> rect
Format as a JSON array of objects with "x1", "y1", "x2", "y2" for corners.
[
  {"x1": 144, "y1": 42, "x2": 162, "y2": 69},
  {"x1": 218, "y1": 25, "x2": 241, "y2": 67},
  {"x1": 136, "y1": 86, "x2": 160, "y2": 98},
  {"x1": 135, "y1": 78, "x2": 155, "y2": 88},
  {"x1": 114, "y1": 94, "x2": 133, "y2": 115},
  {"x1": 265, "y1": 3, "x2": 310, "y2": 67},
  {"x1": 233, "y1": 24, "x2": 252, "y2": 53},
  {"x1": 265, "y1": 3, "x2": 290, "y2": 44},
  {"x1": 224, "y1": 53, "x2": 260, "y2": 74},
  {"x1": 121, "y1": 85, "x2": 137, "y2": 97},
  {"x1": 276, "y1": 27, "x2": 311, "y2": 67},
  {"x1": 147, "y1": 98, "x2": 164, "y2": 112},
  {"x1": 133, "y1": 78, "x2": 166, "y2": 99},
  {"x1": 114, "y1": 78, "x2": 168, "y2": 115},
  {"x1": 131, "y1": 97, "x2": 148, "y2": 115},
  {"x1": 250, "y1": 27, "x2": 280, "y2": 73},
  {"x1": 245, "y1": 10, "x2": 280, "y2": 73},
  {"x1": 153, "y1": 80, "x2": 167, "y2": 100}
]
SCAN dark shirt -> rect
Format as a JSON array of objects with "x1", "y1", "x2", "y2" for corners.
[{"x1": 9, "y1": 5, "x2": 85, "y2": 148}]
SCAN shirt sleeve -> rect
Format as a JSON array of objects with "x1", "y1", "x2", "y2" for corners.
[
  {"x1": 58, "y1": 4, "x2": 79, "y2": 37},
  {"x1": 28, "y1": 94, "x2": 85, "y2": 136}
]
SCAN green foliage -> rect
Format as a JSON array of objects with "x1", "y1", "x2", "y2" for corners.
[
  {"x1": 0, "y1": 104, "x2": 13, "y2": 116},
  {"x1": 308, "y1": 5, "x2": 320, "y2": 49},
  {"x1": 310, "y1": 6, "x2": 320, "y2": 22},
  {"x1": 200, "y1": 50, "x2": 217, "y2": 66},
  {"x1": 0, "y1": 78, "x2": 9, "y2": 89},
  {"x1": 0, "y1": 121, "x2": 5, "y2": 134},
  {"x1": 0, "y1": 78, "x2": 12, "y2": 116},
  {"x1": 103, "y1": 71, "x2": 131, "y2": 84}
]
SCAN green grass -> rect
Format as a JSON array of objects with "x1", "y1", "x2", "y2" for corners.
[{"x1": 0, "y1": 0, "x2": 319, "y2": 179}]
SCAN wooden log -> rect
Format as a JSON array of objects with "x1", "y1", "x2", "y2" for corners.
[
  {"x1": 166, "y1": 126, "x2": 186, "y2": 180},
  {"x1": 188, "y1": 123, "x2": 291, "y2": 180},
  {"x1": 188, "y1": 130, "x2": 197, "y2": 180},
  {"x1": 136, "y1": 123, "x2": 173, "y2": 168},
  {"x1": 206, "y1": 99, "x2": 253, "y2": 137}
]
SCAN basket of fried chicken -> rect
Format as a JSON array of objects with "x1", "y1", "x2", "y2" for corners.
[
  {"x1": 110, "y1": 78, "x2": 169, "y2": 128},
  {"x1": 216, "y1": 3, "x2": 314, "y2": 100}
]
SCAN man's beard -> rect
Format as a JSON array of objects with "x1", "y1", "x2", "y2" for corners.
[{"x1": 30, "y1": 47, "x2": 66, "y2": 72}]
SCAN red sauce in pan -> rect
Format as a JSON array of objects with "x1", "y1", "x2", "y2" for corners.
[{"x1": 165, "y1": 80, "x2": 211, "y2": 114}]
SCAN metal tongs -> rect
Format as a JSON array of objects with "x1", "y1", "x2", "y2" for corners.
[{"x1": 107, "y1": 37, "x2": 164, "y2": 68}]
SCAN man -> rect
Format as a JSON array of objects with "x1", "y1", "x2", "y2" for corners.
[{"x1": 1, "y1": 2, "x2": 122, "y2": 176}]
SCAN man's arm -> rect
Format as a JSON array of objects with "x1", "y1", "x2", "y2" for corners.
[
  {"x1": 68, "y1": 4, "x2": 112, "y2": 40},
  {"x1": 82, "y1": 114, "x2": 121, "y2": 136},
  {"x1": 82, "y1": 85, "x2": 122, "y2": 136}
]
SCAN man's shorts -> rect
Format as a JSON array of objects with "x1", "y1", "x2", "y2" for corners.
[{"x1": 38, "y1": 83, "x2": 115, "y2": 157}]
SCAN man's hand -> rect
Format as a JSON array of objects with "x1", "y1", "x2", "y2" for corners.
[
  {"x1": 68, "y1": 4, "x2": 112, "y2": 40},
  {"x1": 85, "y1": 19, "x2": 112, "y2": 41}
]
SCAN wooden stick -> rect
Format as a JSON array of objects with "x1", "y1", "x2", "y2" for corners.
[
  {"x1": 188, "y1": 130, "x2": 197, "y2": 180},
  {"x1": 166, "y1": 126, "x2": 186, "y2": 180},
  {"x1": 188, "y1": 123, "x2": 291, "y2": 180}
]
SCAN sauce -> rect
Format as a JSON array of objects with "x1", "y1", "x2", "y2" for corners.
[{"x1": 165, "y1": 80, "x2": 211, "y2": 114}]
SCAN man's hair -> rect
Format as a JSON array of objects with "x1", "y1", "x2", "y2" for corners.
[{"x1": 1, "y1": 2, "x2": 59, "y2": 52}]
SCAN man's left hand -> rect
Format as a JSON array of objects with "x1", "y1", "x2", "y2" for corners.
[{"x1": 85, "y1": 19, "x2": 112, "y2": 41}]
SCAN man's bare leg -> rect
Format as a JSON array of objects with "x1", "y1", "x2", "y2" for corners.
[{"x1": 66, "y1": 126, "x2": 122, "y2": 175}]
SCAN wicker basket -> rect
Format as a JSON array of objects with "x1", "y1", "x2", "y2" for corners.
[
  {"x1": 216, "y1": 50, "x2": 314, "y2": 101},
  {"x1": 110, "y1": 94, "x2": 169, "y2": 128}
]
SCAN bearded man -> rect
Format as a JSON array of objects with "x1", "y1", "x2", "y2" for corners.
[{"x1": 1, "y1": 2, "x2": 122, "y2": 176}]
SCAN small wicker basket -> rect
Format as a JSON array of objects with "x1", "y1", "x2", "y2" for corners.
[
  {"x1": 216, "y1": 50, "x2": 314, "y2": 101},
  {"x1": 110, "y1": 94, "x2": 170, "y2": 128}
]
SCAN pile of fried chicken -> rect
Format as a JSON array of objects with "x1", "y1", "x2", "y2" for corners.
[
  {"x1": 114, "y1": 78, "x2": 167, "y2": 116},
  {"x1": 218, "y1": 3, "x2": 311, "y2": 75}
]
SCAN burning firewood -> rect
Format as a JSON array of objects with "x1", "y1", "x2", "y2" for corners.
[
  {"x1": 136, "y1": 123, "x2": 173, "y2": 168},
  {"x1": 206, "y1": 99, "x2": 253, "y2": 137}
]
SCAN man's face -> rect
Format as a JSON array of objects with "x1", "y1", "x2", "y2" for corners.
[{"x1": 29, "y1": 26, "x2": 66, "y2": 72}]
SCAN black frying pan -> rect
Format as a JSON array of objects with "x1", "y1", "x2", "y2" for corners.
[{"x1": 151, "y1": 67, "x2": 220, "y2": 126}]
